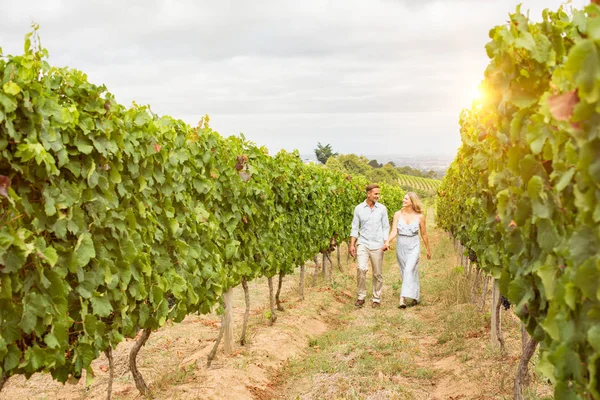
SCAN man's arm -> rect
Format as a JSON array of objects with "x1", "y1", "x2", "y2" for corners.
[{"x1": 349, "y1": 206, "x2": 359, "y2": 257}]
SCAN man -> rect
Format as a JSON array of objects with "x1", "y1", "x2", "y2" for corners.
[{"x1": 349, "y1": 184, "x2": 390, "y2": 308}]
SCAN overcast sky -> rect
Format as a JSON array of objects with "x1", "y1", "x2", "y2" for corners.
[{"x1": 1, "y1": 0, "x2": 587, "y2": 158}]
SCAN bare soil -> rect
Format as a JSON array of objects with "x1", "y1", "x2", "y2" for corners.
[{"x1": 2, "y1": 222, "x2": 553, "y2": 400}]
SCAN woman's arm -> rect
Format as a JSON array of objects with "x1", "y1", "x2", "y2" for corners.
[
  {"x1": 420, "y1": 213, "x2": 431, "y2": 259},
  {"x1": 385, "y1": 211, "x2": 400, "y2": 248}
]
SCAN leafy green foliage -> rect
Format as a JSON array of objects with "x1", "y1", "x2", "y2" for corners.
[
  {"x1": 325, "y1": 154, "x2": 440, "y2": 196},
  {"x1": 396, "y1": 174, "x2": 440, "y2": 193},
  {"x1": 0, "y1": 29, "x2": 406, "y2": 384},
  {"x1": 436, "y1": 5, "x2": 600, "y2": 398},
  {"x1": 314, "y1": 142, "x2": 338, "y2": 164}
]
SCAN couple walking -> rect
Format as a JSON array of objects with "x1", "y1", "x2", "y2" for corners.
[{"x1": 349, "y1": 184, "x2": 431, "y2": 308}]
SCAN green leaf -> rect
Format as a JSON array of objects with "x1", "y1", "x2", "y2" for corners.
[
  {"x1": 555, "y1": 168, "x2": 575, "y2": 192},
  {"x1": 225, "y1": 240, "x2": 239, "y2": 260},
  {"x1": 527, "y1": 176, "x2": 544, "y2": 200},
  {"x1": 536, "y1": 262, "x2": 557, "y2": 300},
  {"x1": 532, "y1": 199, "x2": 552, "y2": 220},
  {"x1": 90, "y1": 295, "x2": 112, "y2": 318},
  {"x1": 20, "y1": 310, "x2": 37, "y2": 334},
  {"x1": 0, "y1": 93, "x2": 17, "y2": 113},
  {"x1": 536, "y1": 352, "x2": 555, "y2": 383},
  {"x1": 74, "y1": 342, "x2": 95, "y2": 370},
  {"x1": 134, "y1": 111, "x2": 151, "y2": 127},
  {"x1": 75, "y1": 136, "x2": 94, "y2": 154},
  {"x1": 536, "y1": 219, "x2": 559, "y2": 252},
  {"x1": 25, "y1": 292, "x2": 50, "y2": 317},
  {"x1": 551, "y1": 344, "x2": 583, "y2": 381},
  {"x1": 0, "y1": 231, "x2": 14, "y2": 255},
  {"x1": 588, "y1": 325, "x2": 600, "y2": 353},
  {"x1": 3, "y1": 248, "x2": 26, "y2": 273},
  {"x1": 565, "y1": 39, "x2": 600, "y2": 103},
  {"x1": 569, "y1": 227, "x2": 598, "y2": 265},
  {"x1": 42, "y1": 247, "x2": 58, "y2": 267},
  {"x1": 574, "y1": 259, "x2": 599, "y2": 300},
  {"x1": 4, "y1": 344, "x2": 21, "y2": 371},
  {"x1": 587, "y1": 14, "x2": 600, "y2": 41},
  {"x1": 3, "y1": 81, "x2": 21, "y2": 96},
  {"x1": 44, "y1": 332, "x2": 60, "y2": 349},
  {"x1": 83, "y1": 314, "x2": 97, "y2": 336},
  {"x1": 139, "y1": 303, "x2": 150, "y2": 326},
  {"x1": 564, "y1": 283, "x2": 578, "y2": 311},
  {"x1": 75, "y1": 233, "x2": 95, "y2": 267},
  {"x1": 52, "y1": 218, "x2": 68, "y2": 239}
]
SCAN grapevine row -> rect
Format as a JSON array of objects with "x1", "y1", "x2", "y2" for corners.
[
  {"x1": 397, "y1": 173, "x2": 440, "y2": 193},
  {"x1": 436, "y1": 4, "x2": 600, "y2": 398},
  {"x1": 0, "y1": 30, "x2": 406, "y2": 392}
]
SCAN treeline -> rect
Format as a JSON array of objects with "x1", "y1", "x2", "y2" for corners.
[
  {"x1": 324, "y1": 154, "x2": 440, "y2": 196},
  {"x1": 369, "y1": 160, "x2": 440, "y2": 180}
]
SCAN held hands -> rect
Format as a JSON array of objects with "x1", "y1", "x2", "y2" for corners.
[
  {"x1": 427, "y1": 249, "x2": 432, "y2": 260},
  {"x1": 382, "y1": 241, "x2": 391, "y2": 252}
]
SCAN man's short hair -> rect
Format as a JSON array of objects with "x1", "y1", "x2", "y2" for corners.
[{"x1": 366, "y1": 184, "x2": 380, "y2": 194}]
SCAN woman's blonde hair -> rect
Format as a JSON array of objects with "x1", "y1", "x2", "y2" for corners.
[{"x1": 407, "y1": 191, "x2": 424, "y2": 214}]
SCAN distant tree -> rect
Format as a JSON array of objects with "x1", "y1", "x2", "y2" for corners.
[
  {"x1": 367, "y1": 163, "x2": 399, "y2": 185},
  {"x1": 397, "y1": 165, "x2": 429, "y2": 178},
  {"x1": 336, "y1": 154, "x2": 370, "y2": 175},
  {"x1": 325, "y1": 156, "x2": 344, "y2": 172},
  {"x1": 383, "y1": 163, "x2": 399, "y2": 178},
  {"x1": 367, "y1": 168, "x2": 391, "y2": 184},
  {"x1": 368, "y1": 159, "x2": 383, "y2": 168},
  {"x1": 386, "y1": 161, "x2": 396, "y2": 168},
  {"x1": 314, "y1": 143, "x2": 338, "y2": 164}
]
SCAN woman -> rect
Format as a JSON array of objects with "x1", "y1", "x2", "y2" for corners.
[{"x1": 385, "y1": 192, "x2": 431, "y2": 308}]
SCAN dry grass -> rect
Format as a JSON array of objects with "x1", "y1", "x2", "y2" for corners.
[
  {"x1": 2, "y1": 214, "x2": 554, "y2": 400},
  {"x1": 2, "y1": 256, "x2": 348, "y2": 400},
  {"x1": 277, "y1": 216, "x2": 554, "y2": 399}
]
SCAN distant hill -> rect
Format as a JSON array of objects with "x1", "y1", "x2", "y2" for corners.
[{"x1": 300, "y1": 154, "x2": 453, "y2": 173}]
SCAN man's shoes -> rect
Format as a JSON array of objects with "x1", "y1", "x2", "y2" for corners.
[
  {"x1": 355, "y1": 299, "x2": 365, "y2": 307},
  {"x1": 372, "y1": 302, "x2": 381, "y2": 308}
]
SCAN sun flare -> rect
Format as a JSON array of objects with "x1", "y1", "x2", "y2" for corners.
[{"x1": 472, "y1": 86, "x2": 484, "y2": 103}]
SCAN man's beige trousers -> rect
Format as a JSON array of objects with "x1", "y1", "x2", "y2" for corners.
[{"x1": 356, "y1": 244, "x2": 384, "y2": 303}]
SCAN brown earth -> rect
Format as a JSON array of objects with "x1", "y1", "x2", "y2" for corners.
[
  {"x1": 2, "y1": 220, "x2": 553, "y2": 400},
  {"x1": 2, "y1": 262, "x2": 344, "y2": 400}
]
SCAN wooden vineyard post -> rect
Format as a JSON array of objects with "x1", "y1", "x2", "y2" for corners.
[
  {"x1": 223, "y1": 288, "x2": 234, "y2": 355},
  {"x1": 491, "y1": 279, "x2": 500, "y2": 348},
  {"x1": 240, "y1": 279, "x2": 250, "y2": 345},
  {"x1": 480, "y1": 275, "x2": 489, "y2": 311},
  {"x1": 491, "y1": 280, "x2": 505, "y2": 354},
  {"x1": 299, "y1": 265, "x2": 305, "y2": 301},
  {"x1": 267, "y1": 276, "x2": 277, "y2": 324},
  {"x1": 312, "y1": 255, "x2": 319, "y2": 286}
]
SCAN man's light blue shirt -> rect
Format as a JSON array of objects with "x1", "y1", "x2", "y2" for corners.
[{"x1": 350, "y1": 201, "x2": 390, "y2": 250}]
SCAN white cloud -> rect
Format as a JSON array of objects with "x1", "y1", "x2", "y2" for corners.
[{"x1": 0, "y1": 0, "x2": 588, "y2": 158}]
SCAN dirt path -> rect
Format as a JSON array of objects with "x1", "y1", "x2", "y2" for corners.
[
  {"x1": 2, "y1": 219, "x2": 552, "y2": 400},
  {"x1": 273, "y1": 222, "x2": 553, "y2": 399}
]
